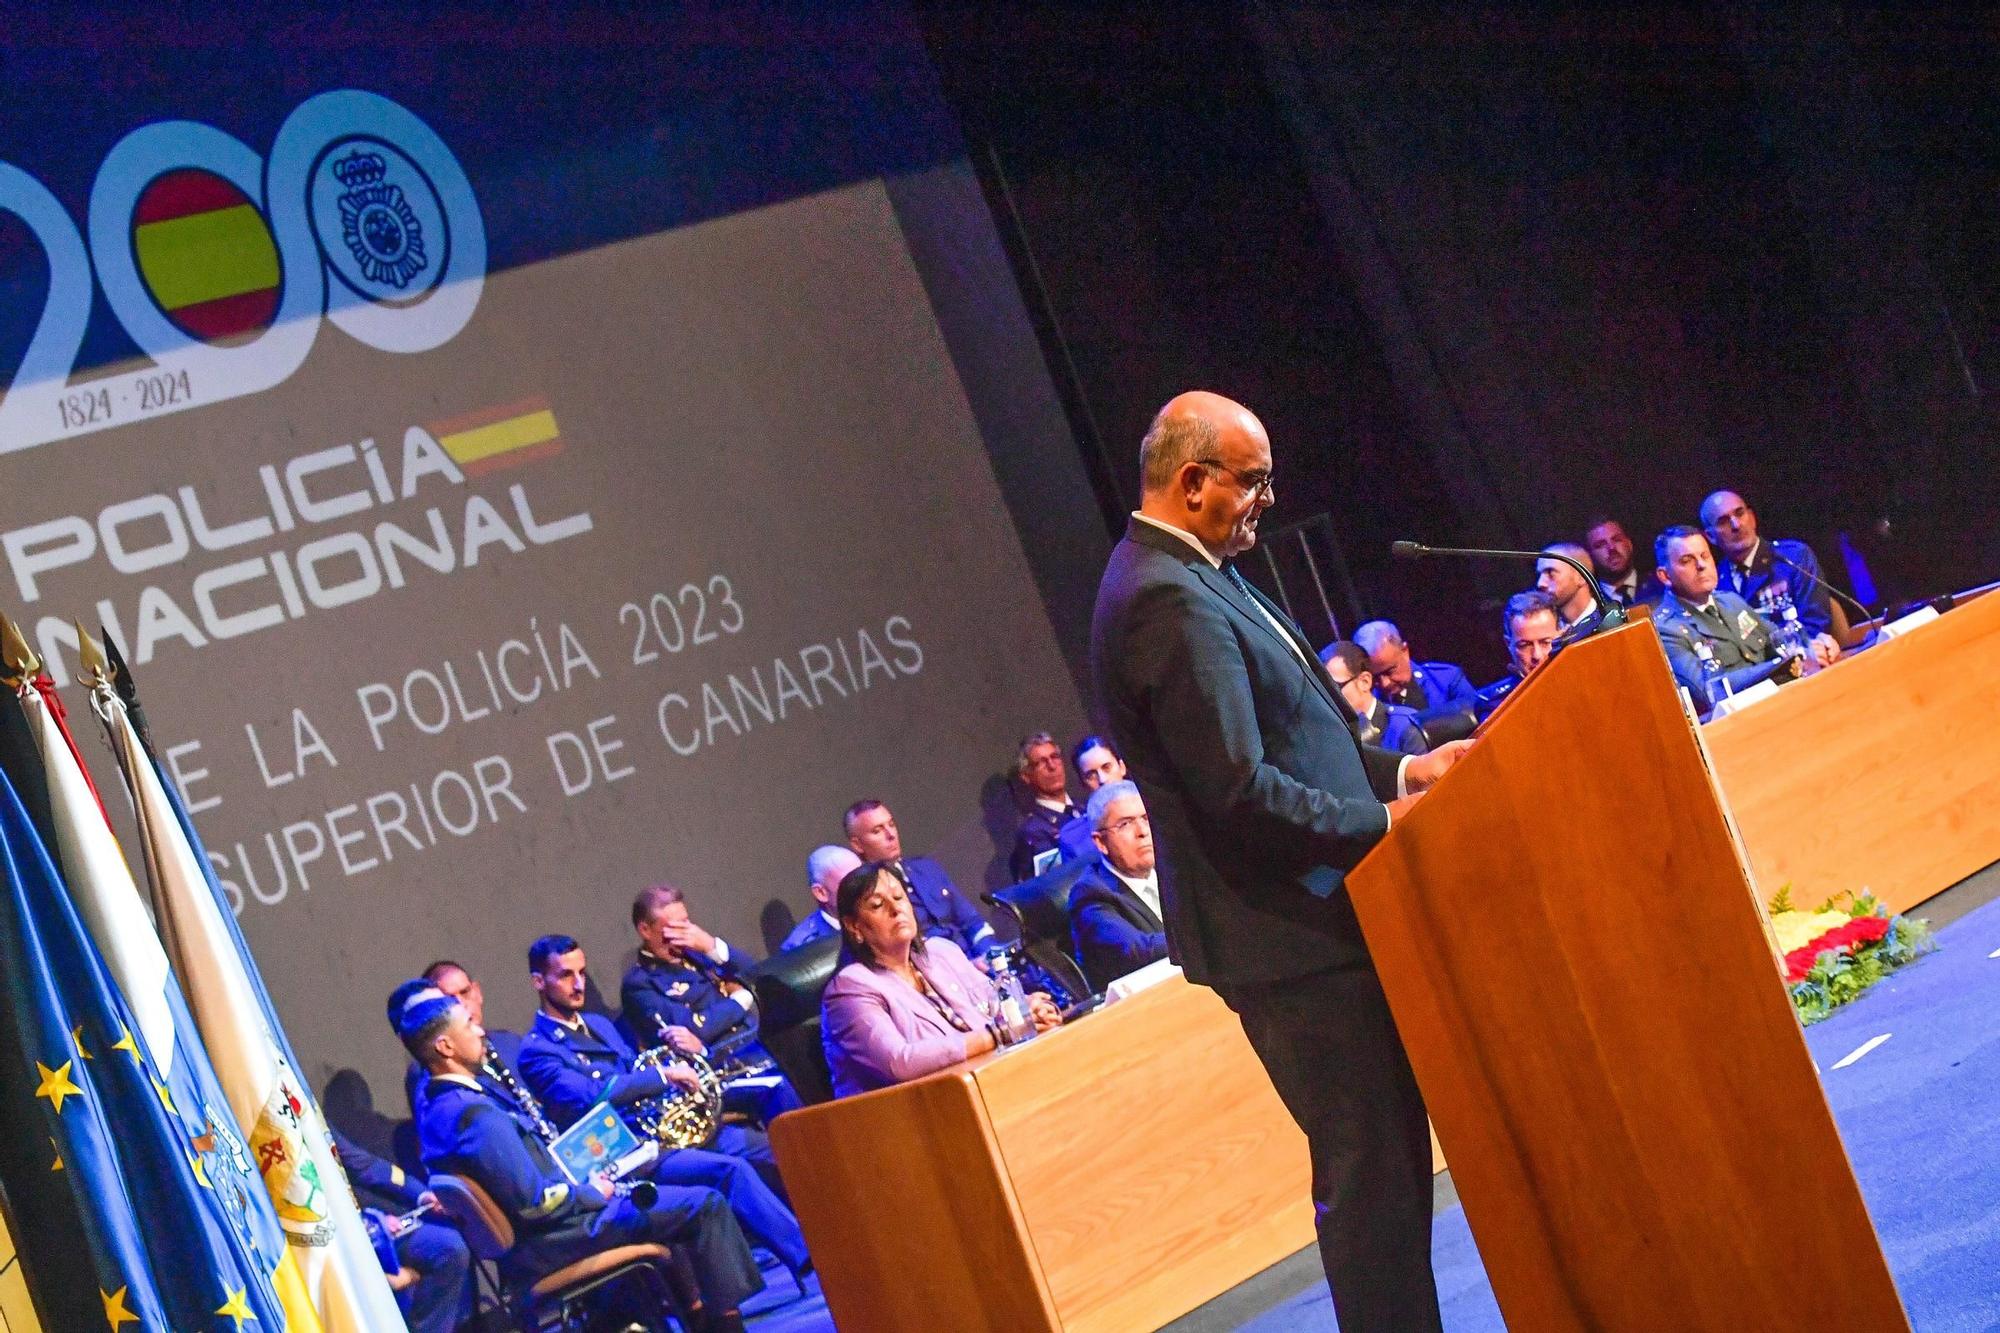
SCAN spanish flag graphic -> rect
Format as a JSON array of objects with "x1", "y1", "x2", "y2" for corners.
[
  {"x1": 431, "y1": 397, "x2": 563, "y2": 476},
  {"x1": 132, "y1": 170, "x2": 282, "y2": 342}
]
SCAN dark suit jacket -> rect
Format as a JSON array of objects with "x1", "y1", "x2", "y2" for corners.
[
  {"x1": 1068, "y1": 861, "x2": 1169, "y2": 991},
  {"x1": 1090, "y1": 520, "x2": 1404, "y2": 989}
]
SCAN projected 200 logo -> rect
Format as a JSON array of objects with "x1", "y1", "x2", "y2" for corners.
[{"x1": 0, "y1": 89, "x2": 485, "y2": 455}]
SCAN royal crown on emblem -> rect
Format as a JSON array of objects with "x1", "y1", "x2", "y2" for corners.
[{"x1": 332, "y1": 148, "x2": 388, "y2": 188}]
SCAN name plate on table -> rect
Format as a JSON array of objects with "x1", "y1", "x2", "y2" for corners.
[{"x1": 1707, "y1": 676, "x2": 1780, "y2": 721}]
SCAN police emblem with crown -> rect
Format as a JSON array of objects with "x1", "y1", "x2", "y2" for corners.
[
  {"x1": 309, "y1": 134, "x2": 452, "y2": 306},
  {"x1": 333, "y1": 147, "x2": 428, "y2": 288}
]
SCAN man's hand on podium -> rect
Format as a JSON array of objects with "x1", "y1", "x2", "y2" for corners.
[{"x1": 1405, "y1": 738, "x2": 1474, "y2": 792}]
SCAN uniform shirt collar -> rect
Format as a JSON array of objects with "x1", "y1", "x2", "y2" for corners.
[{"x1": 1132, "y1": 511, "x2": 1222, "y2": 569}]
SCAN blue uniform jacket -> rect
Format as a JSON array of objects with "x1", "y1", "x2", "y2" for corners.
[
  {"x1": 778, "y1": 910, "x2": 839, "y2": 953},
  {"x1": 1067, "y1": 861, "x2": 1169, "y2": 992},
  {"x1": 519, "y1": 1011, "x2": 676, "y2": 1130},
  {"x1": 1055, "y1": 813, "x2": 1099, "y2": 866},
  {"x1": 621, "y1": 948, "x2": 755, "y2": 1054},
  {"x1": 1384, "y1": 659, "x2": 1478, "y2": 729},
  {"x1": 895, "y1": 856, "x2": 995, "y2": 955},
  {"x1": 332, "y1": 1125, "x2": 425, "y2": 1212},
  {"x1": 1652, "y1": 590, "x2": 1786, "y2": 711},
  {"x1": 1010, "y1": 800, "x2": 1083, "y2": 881},
  {"x1": 419, "y1": 1077, "x2": 593, "y2": 1227}
]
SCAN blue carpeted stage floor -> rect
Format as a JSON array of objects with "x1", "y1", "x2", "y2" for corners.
[{"x1": 752, "y1": 893, "x2": 2000, "y2": 1331}]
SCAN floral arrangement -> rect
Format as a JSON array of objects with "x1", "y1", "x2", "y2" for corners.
[{"x1": 1767, "y1": 886, "x2": 1935, "y2": 1025}]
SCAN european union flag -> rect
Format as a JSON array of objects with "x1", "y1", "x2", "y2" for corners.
[{"x1": 0, "y1": 765, "x2": 287, "y2": 1332}]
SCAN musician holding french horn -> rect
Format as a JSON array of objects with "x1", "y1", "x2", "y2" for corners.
[
  {"x1": 517, "y1": 934, "x2": 814, "y2": 1289},
  {"x1": 620, "y1": 884, "x2": 805, "y2": 1129}
]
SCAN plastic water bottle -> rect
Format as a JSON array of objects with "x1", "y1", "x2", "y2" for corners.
[
  {"x1": 988, "y1": 952, "x2": 1034, "y2": 1046},
  {"x1": 1693, "y1": 640, "x2": 1730, "y2": 704}
]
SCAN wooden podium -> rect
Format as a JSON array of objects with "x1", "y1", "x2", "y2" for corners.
[{"x1": 1348, "y1": 621, "x2": 1908, "y2": 1329}]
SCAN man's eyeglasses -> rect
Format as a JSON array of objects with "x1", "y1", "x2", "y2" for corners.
[
  {"x1": 1195, "y1": 458, "x2": 1275, "y2": 500},
  {"x1": 1102, "y1": 814, "x2": 1150, "y2": 837}
]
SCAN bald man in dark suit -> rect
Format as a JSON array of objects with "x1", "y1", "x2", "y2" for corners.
[{"x1": 1091, "y1": 391, "x2": 1470, "y2": 1331}]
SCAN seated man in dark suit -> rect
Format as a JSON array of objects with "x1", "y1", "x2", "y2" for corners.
[
  {"x1": 1067, "y1": 780, "x2": 1169, "y2": 990},
  {"x1": 1651, "y1": 525, "x2": 1836, "y2": 714},
  {"x1": 620, "y1": 885, "x2": 801, "y2": 1125},
  {"x1": 778, "y1": 845, "x2": 861, "y2": 952},
  {"x1": 1008, "y1": 731, "x2": 1084, "y2": 881},
  {"x1": 332, "y1": 1123, "x2": 471, "y2": 1333},
  {"x1": 402, "y1": 989, "x2": 760, "y2": 1332},
  {"x1": 1476, "y1": 590, "x2": 1562, "y2": 718},
  {"x1": 519, "y1": 935, "x2": 811, "y2": 1285},
  {"x1": 1318, "y1": 641, "x2": 1429, "y2": 755},
  {"x1": 1354, "y1": 619, "x2": 1478, "y2": 740},
  {"x1": 1700, "y1": 489, "x2": 1842, "y2": 643},
  {"x1": 1584, "y1": 516, "x2": 1660, "y2": 610},
  {"x1": 843, "y1": 798, "x2": 996, "y2": 956}
]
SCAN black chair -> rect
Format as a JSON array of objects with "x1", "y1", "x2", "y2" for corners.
[
  {"x1": 984, "y1": 857, "x2": 1095, "y2": 1004},
  {"x1": 746, "y1": 934, "x2": 842, "y2": 1106}
]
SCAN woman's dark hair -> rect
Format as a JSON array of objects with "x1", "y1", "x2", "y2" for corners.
[{"x1": 835, "y1": 860, "x2": 925, "y2": 968}]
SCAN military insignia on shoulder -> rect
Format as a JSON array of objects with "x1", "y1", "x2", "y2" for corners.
[{"x1": 667, "y1": 981, "x2": 691, "y2": 997}]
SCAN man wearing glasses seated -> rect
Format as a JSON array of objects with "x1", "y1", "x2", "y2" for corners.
[{"x1": 1067, "y1": 781, "x2": 1170, "y2": 991}]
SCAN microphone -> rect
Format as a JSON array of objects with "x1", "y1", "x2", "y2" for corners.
[
  {"x1": 1767, "y1": 545, "x2": 1878, "y2": 628},
  {"x1": 1392, "y1": 541, "x2": 1626, "y2": 631}
]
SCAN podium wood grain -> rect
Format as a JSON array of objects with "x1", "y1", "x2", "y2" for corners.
[
  {"x1": 768, "y1": 975, "x2": 1325, "y2": 1332},
  {"x1": 1346, "y1": 622, "x2": 1907, "y2": 1330},
  {"x1": 1706, "y1": 588, "x2": 2000, "y2": 913}
]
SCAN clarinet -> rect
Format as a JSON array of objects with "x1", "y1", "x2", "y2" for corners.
[{"x1": 483, "y1": 1041, "x2": 559, "y2": 1144}]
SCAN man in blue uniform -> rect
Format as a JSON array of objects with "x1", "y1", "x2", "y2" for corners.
[
  {"x1": 1067, "y1": 781, "x2": 1169, "y2": 991},
  {"x1": 1650, "y1": 525, "x2": 1834, "y2": 712},
  {"x1": 779, "y1": 847, "x2": 860, "y2": 952},
  {"x1": 401, "y1": 990, "x2": 760, "y2": 1332},
  {"x1": 1354, "y1": 620, "x2": 1479, "y2": 742},
  {"x1": 1319, "y1": 641, "x2": 1430, "y2": 755},
  {"x1": 620, "y1": 886, "x2": 802, "y2": 1125},
  {"x1": 331, "y1": 1124, "x2": 470, "y2": 1333},
  {"x1": 519, "y1": 935, "x2": 811, "y2": 1284},
  {"x1": 842, "y1": 799, "x2": 995, "y2": 955},
  {"x1": 1475, "y1": 591, "x2": 1561, "y2": 719},
  {"x1": 1008, "y1": 732, "x2": 1084, "y2": 881},
  {"x1": 1700, "y1": 489, "x2": 1841, "y2": 640}
]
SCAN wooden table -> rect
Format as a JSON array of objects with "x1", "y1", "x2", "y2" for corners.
[
  {"x1": 1704, "y1": 588, "x2": 2000, "y2": 914},
  {"x1": 768, "y1": 974, "x2": 1321, "y2": 1333}
]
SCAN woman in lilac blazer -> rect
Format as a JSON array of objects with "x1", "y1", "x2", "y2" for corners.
[{"x1": 821, "y1": 860, "x2": 1061, "y2": 1097}]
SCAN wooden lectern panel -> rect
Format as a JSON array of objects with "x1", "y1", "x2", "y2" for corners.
[
  {"x1": 972, "y1": 977, "x2": 1315, "y2": 1333},
  {"x1": 1347, "y1": 622, "x2": 1906, "y2": 1330},
  {"x1": 1705, "y1": 588, "x2": 2000, "y2": 914},
  {"x1": 768, "y1": 1069, "x2": 1060, "y2": 1332}
]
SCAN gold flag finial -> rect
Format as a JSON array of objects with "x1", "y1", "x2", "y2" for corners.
[
  {"x1": 0, "y1": 614, "x2": 41, "y2": 684},
  {"x1": 75, "y1": 620, "x2": 112, "y2": 688}
]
